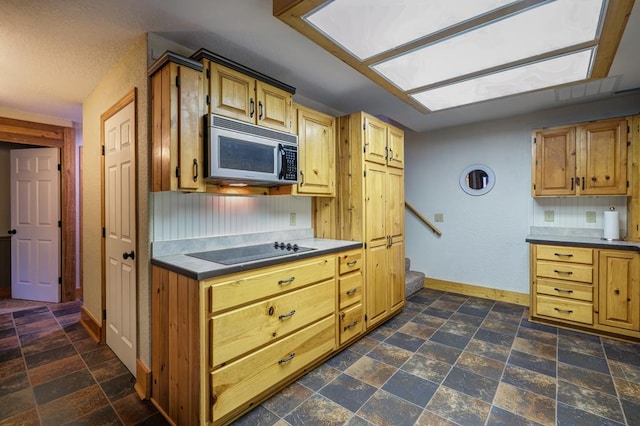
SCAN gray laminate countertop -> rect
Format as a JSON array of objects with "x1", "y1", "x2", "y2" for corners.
[{"x1": 526, "y1": 234, "x2": 640, "y2": 252}]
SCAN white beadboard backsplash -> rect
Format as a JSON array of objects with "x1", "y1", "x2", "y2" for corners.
[
  {"x1": 532, "y1": 197, "x2": 627, "y2": 236},
  {"x1": 151, "y1": 192, "x2": 312, "y2": 242}
]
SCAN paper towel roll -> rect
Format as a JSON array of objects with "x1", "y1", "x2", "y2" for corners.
[{"x1": 604, "y1": 210, "x2": 620, "y2": 240}]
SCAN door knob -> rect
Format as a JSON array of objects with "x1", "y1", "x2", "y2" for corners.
[
  {"x1": 7, "y1": 229, "x2": 16, "y2": 235},
  {"x1": 123, "y1": 251, "x2": 135, "y2": 260}
]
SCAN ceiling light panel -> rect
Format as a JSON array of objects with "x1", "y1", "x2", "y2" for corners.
[
  {"x1": 412, "y1": 49, "x2": 594, "y2": 111},
  {"x1": 303, "y1": 0, "x2": 517, "y2": 61},
  {"x1": 374, "y1": 0, "x2": 604, "y2": 91}
]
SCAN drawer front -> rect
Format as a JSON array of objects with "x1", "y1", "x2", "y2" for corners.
[
  {"x1": 536, "y1": 261, "x2": 593, "y2": 283},
  {"x1": 536, "y1": 278, "x2": 593, "y2": 302},
  {"x1": 536, "y1": 245, "x2": 593, "y2": 264},
  {"x1": 211, "y1": 316, "x2": 335, "y2": 423},
  {"x1": 338, "y1": 273, "x2": 362, "y2": 309},
  {"x1": 212, "y1": 279, "x2": 335, "y2": 367},
  {"x1": 339, "y1": 303, "x2": 364, "y2": 345},
  {"x1": 209, "y1": 256, "x2": 335, "y2": 313},
  {"x1": 535, "y1": 294, "x2": 593, "y2": 325},
  {"x1": 338, "y1": 250, "x2": 362, "y2": 275}
]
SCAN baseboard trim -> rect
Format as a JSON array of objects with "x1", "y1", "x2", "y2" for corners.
[
  {"x1": 134, "y1": 359, "x2": 152, "y2": 400},
  {"x1": 424, "y1": 277, "x2": 529, "y2": 306},
  {"x1": 80, "y1": 306, "x2": 102, "y2": 342}
]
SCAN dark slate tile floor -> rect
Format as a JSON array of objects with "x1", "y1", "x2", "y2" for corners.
[
  {"x1": 0, "y1": 299, "x2": 168, "y2": 425},
  {"x1": 233, "y1": 288, "x2": 640, "y2": 426},
  {"x1": 2, "y1": 289, "x2": 640, "y2": 425}
]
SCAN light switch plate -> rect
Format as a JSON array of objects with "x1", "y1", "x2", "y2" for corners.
[
  {"x1": 544, "y1": 210, "x2": 554, "y2": 222},
  {"x1": 586, "y1": 211, "x2": 596, "y2": 223},
  {"x1": 289, "y1": 213, "x2": 296, "y2": 226},
  {"x1": 434, "y1": 213, "x2": 444, "y2": 223}
]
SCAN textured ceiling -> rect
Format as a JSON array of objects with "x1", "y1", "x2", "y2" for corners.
[{"x1": 1, "y1": 0, "x2": 639, "y2": 132}]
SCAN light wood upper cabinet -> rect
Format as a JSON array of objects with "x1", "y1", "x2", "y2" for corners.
[
  {"x1": 293, "y1": 104, "x2": 335, "y2": 196},
  {"x1": 150, "y1": 52, "x2": 205, "y2": 192},
  {"x1": 532, "y1": 117, "x2": 629, "y2": 196},
  {"x1": 533, "y1": 127, "x2": 576, "y2": 196},
  {"x1": 204, "y1": 61, "x2": 293, "y2": 133},
  {"x1": 579, "y1": 118, "x2": 628, "y2": 195},
  {"x1": 363, "y1": 114, "x2": 404, "y2": 169}
]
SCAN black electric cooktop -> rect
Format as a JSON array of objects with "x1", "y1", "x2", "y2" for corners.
[{"x1": 187, "y1": 242, "x2": 314, "y2": 265}]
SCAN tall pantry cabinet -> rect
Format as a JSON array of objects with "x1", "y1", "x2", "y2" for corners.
[{"x1": 337, "y1": 112, "x2": 405, "y2": 328}]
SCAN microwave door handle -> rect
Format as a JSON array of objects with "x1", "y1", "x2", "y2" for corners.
[{"x1": 278, "y1": 144, "x2": 286, "y2": 180}]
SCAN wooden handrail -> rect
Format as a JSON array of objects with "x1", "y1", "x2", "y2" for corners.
[{"x1": 405, "y1": 201, "x2": 442, "y2": 237}]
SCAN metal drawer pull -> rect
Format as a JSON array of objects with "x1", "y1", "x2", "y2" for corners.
[
  {"x1": 278, "y1": 310, "x2": 296, "y2": 320},
  {"x1": 346, "y1": 288, "x2": 358, "y2": 295},
  {"x1": 278, "y1": 352, "x2": 295, "y2": 364},
  {"x1": 553, "y1": 270, "x2": 573, "y2": 275},
  {"x1": 278, "y1": 276, "x2": 295, "y2": 285},
  {"x1": 344, "y1": 320, "x2": 359, "y2": 331},
  {"x1": 554, "y1": 253, "x2": 573, "y2": 257},
  {"x1": 554, "y1": 288, "x2": 574, "y2": 294},
  {"x1": 554, "y1": 307, "x2": 573, "y2": 314},
  {"x1": 346, "y1": 260, "x2": 358, "y2": 266}
]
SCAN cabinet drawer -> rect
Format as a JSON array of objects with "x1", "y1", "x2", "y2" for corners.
[
  {"x1": 535, "y1": 295, "x2": 593, "y2": 325},
  {"x1": 536, "y1": 261, "x2": 592, "y2": 283},
  {"x1": 339, "y1": 304, "x2": 363, "y2": 345},
  {"x1": 536, "y1": 245, "x2": 593, "y2": 264},
  {"x1": 338, "y1": 250, "x2": 362, "y2": 275},
  {"x1": 338, "y1": 273, "x2": 362, "y2": 309},
  {"x1": 536, "y1": 278, "x2": 593, "y2": 302},
  {"x1": 209, "y1": 256, "x2": 335, "y2": 313},
  {"x1": 212, "y1": 279, "x2": 335, "y2": 367},
  {"x1": 211, "y1": 316, "x2": 335, "y2": 423}
]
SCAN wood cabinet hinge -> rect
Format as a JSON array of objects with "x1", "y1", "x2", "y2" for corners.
[
  {"x1": 57, "y1": 163, "x2": 61, "y2": 171},
  {"x1": 206, "y1": 94, "x2": 210, "y2": 106},
  {"x1": 58, "y1": 277, "x2": 62, "y2": 285},
  {"x1": 175, "y1": 75, "x2": 180, "y2": 87},
  {"x1": 103, "y1": 309, "x2": 107, "y2": 320},
  {"x1": 533, "y1": 137, "x2": 537, "y2": 144},
  {"x1": 102, "y1": 227, "x2": 105, "y2": 238},
  {"x1": 363, "y1": 146, "x2": 366, "y2": 153},
  {"x1": 533, "y1": 183, "x2": 536, "y2": 190},
  {"x1": 58, "y1": 220, "x2": 62, "y2": 228},
  {"x1": 627, "y1": 125, "x2": 630, "y2": 134},
  {"x1": 628, "y1": 141, "x2": 631, "y2": 147},
  {"x1": 627, "y1": 180, "x2": 630, "y2": 188},
  {"x1": 206, "y1": 68, "x2": 210, "y2": 79},
  {"x1": 363, "y1": 170, "x2": 366, "y2": 177},
  {"x1": 176, "y1": 167, "x2": 181, "y2": 178},
  {"x1": 101, "y1": 145, "x2": 105, "y2": 156}
]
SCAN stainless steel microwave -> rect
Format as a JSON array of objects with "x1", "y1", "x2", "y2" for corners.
[{"x1": 206, "y1": 114, "x2": 298, "y2": 187}]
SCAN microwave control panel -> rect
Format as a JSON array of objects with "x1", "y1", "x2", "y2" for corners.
[{"x1": 280, "y1": 144, "x2": 298, "y2": 181}]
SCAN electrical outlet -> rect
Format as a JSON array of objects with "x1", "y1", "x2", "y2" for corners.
[
  {"x1": 544, "y1": 210, "x2": 554, "y2": 222},
  {"x1": 289, "y1": 213, "x2": 296, "y2": 226},
  {"x1": 586, "y1": 211, "x2": 596, "y2": 223},
  {"x1": 434, "y1": 213, "x2": 444, "y2": 223}
]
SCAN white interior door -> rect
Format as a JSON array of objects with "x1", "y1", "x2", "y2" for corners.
[
  {"x1": 104, "y1": 101, "x2": 137, "y2": 376},
  {"x1": 10, "y1": 147, "x2": 60, "y2": 302}
]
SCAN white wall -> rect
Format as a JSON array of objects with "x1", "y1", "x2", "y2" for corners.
[
  {"x1": 405, "y1": 93, "x2": 640, "y2": 294},
  {"x1": 151, "y1": 192, "x2": 312, "y2": 241}
]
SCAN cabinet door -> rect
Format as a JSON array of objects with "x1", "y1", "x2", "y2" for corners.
[
  {"x1": 363, "y1": 115, "x2": 388, "y2": 165},
  {"x1": 386, "y1": 167, "x2": 404, "y2": 240},
  {"x1": 210, "y1": 63, "x2": 254, "y2": 124},
  {"x1": 364, "y1": 163, "x2": 387, "y2": 244},
  {"x1": 578, "y1": 118, "x2": 628, "y2": 195},
  {"x1": 598, "y1": 250, "x2": 640, "y2": 331},
  {"x1": 256, "y1": 80, "x2": 292, "y2": 132},
  {"x1": 387, "y1": 126, "x2": 404, "y2": 169},
  {"x1": 295, "y1": 106, "x2": 335, "y2": 195},
  {"x1": 533, "y1": 127, "x2": 576, "y2": 196},
  {"x1": 175, "y1": 64, "x2": 204, "y2": 191},
  {"x1": 389, "y1": 237, "x2": 405, "y2": 313},
  {"x1": 365, "y1": 242, "x2": 389, "y2": 328}
]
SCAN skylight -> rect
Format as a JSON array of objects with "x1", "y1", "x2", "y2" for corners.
[{"x1": 274, "y1": 0, "x2": 633, "y2": 113}]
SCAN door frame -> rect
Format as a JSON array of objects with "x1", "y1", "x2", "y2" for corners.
[
  {"x1": 100, "y1": 89, "x2": 138, "y2": 342},
  {"x1": 0, "y1": 117, "x2": 77, "y2": 301}
]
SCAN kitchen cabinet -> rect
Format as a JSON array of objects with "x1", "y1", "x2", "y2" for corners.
[
  {"x1": 337, "y1": 249, "x2": 364, "y2": 345},
  {"x1": 150, "y1": 52, "x2": 205, "y2": 192},
  {"x1": 598, "y1": 249, "x2": 640, "y2": 331},
  {"x1": 151, "y1": 247, "x2": 365, "y2": 425},
  {"x1": 337, "y1": 112, "x2": 405, "y2": 329},
  {"x1": 193, "y1": 49, "x2": 294, "y2": 133},
  {"x1": 291, "y1": 103, "x2": 335, "y2": 196},
  {"x1": 530, "y1": 243, "x2": 640, "y2": 340},
  {"x1": 532, "y1": 117, "x2": 629, "y2": 196}
]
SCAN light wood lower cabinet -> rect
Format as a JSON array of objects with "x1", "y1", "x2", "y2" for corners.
[
  {"x1": 151, "y1": 248, "x2": 366, "y2": 425},
  {"x1": 530, "y1": 243, "x2": 640, "y2": 340}
]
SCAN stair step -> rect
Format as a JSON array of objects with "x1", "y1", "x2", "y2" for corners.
[{"x1": 405, "y1": 270, "x2": 425, "y2": 298}]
